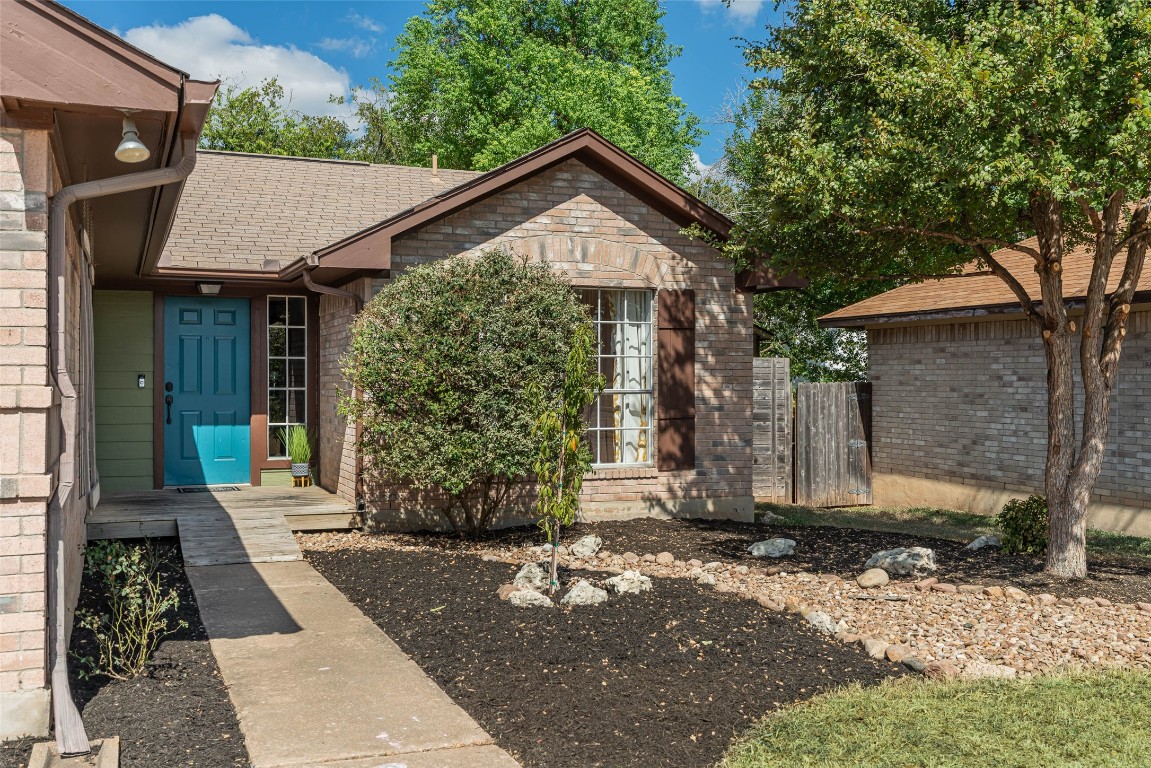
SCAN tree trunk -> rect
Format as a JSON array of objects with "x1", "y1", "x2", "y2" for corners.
[{"x1": 549, "y1": 520, "x2": 560, "y2": 597}]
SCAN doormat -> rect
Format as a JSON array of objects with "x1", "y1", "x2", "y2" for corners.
[{"x1": 176, "y1": 486, "x2": 241, "y2": 493}]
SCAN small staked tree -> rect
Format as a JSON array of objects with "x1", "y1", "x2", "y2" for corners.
[
  {"x1": 727, "y1": 0, "x2": 1150, "y2": 578},
  {"x1": 341, "y1": 250, "x2": 590, "y2": 536},
  {"x1": 530, "y1": 323, "x2": 603, "y2": 595}
]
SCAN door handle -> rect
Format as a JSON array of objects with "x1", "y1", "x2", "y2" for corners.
[{"x1": 165, "y1": 394, "x2": 173, "y2": 424}]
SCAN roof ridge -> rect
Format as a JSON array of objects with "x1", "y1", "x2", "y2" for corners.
[{"x1": 197, "y1": 150, "x2": 483, "y2": 175}]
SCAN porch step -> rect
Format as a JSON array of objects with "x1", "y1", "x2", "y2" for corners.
[{"x1": 176, "y1": 507, "x2": 302, "y2": 567}]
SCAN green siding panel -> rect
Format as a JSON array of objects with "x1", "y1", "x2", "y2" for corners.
[
  {"x1": 260, "y1": 469, "x2": 293, "y2": 487},
  {"x1": 94, "y1": 291, "x2": 154, "y2": 490}
]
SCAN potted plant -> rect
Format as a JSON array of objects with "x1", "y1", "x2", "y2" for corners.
[{"x1": 281, "y1": 425, "x2": 313, "y2": 486}]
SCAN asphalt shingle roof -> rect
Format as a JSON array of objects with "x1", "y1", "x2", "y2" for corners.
[
  {"x1": 820, "y1": 237, "x2": 1148, "y2": 326},
  {"x1": 161, "y1": 151, "x2": 481, "y2": 271}
]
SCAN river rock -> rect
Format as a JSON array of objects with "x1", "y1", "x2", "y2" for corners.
[
  {"x1": 655, "y1": 552, "x2": 675, "y2": 565},
  {"x1": 805, "y1": 611, "x2": 838, "y2": 635},
  {"x1": 748, "y1": 538, "x2": 796, "y2": 558},
  {"x1": 856, "y1": 568, "x2": 890, "y2": 588},
  {"x1": 966, "y1": 535, "x2": 1001, "y2": 551},
  {"x1": 865, "y1": 547, "x2": 937, "y2": 577}
]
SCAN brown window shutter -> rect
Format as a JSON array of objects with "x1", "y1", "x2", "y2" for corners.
[{"x1": 657, "y1": 289, "x2": 695, "y2": 471}]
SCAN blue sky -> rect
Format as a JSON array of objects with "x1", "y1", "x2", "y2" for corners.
[{"x1": 63, "y1": 0, "x2": 785, "y2": 165}]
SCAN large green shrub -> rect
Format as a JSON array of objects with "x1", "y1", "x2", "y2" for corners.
[
  {"x1": 997, "y1": 495, "x2": 1049, "y2": 556},
  {"x1": 74, "y1": 541, "x2": 185, "y2": 680},
  {"x1": 342, "y1": 250, "x2": 593, "y2": 536}
]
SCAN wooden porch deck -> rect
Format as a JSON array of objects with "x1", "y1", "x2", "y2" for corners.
[{"x1": 88, "y1": 485, "x2": 360, "y2": 543}]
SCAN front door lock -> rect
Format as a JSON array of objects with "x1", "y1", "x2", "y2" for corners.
[{"x1": 165, "y1": 394, "x2": 173, "y2": 424}]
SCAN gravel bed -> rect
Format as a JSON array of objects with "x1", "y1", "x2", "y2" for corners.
[
  {"x1": 301, "y1": 521, "x2": 1151, "y2": 680},
  {"x1": 0, "y1": 540, "x2": 247, "y2": 768},
  {"x1": 305, "y1": 546, "x2": 902, "y2": 768}
]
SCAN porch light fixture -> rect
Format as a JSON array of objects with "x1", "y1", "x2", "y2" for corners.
[
  {"x1": 114, "y1": 115, "x2": 150, "y2": 163},
  {"x1": 197, "y1": 281, "x2": 222, "y2": 295}
]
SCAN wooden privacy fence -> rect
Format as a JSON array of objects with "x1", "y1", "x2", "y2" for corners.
[{"x1": 752, "y1": 358, "x2": 873, "y2": 507}]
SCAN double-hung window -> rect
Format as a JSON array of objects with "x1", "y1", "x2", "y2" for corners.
[
  {"x1": 580, "y1": 289, "x2": 654, "y2": 466},
  {"x1": 267, "y1": 296, "x2": 307, "y2": 458}
]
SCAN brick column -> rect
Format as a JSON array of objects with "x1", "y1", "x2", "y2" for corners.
[{"x1": 0, "y1": 126, "x2": 54, "y2": 739}]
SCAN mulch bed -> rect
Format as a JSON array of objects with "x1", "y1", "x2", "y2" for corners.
[
  {"x1": 306, "y1": 546, "x2": 904, "y2": 768},
  {"x1": 0, "y1": 540, "x2": 247, "y2": 768},
  {"x1": 378, "y1": 518, "x2": 1151, "y2": 604}
]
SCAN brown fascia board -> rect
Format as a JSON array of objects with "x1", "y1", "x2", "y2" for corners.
[
  {"x1": 3, "y1": 1, "x2": 186, "y2": 111},
  {"x1": 309, "y1": 129, "x2": 735, "y2": 274},
  {"x1": 736, "y1": 262, "x2": 809, "y2": 293},
  {"x1": 818, "y1": 289, "x2": 1151, "y2": 329}
]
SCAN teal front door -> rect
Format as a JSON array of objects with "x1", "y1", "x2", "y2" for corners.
[{"x1": 163, "y1": 297, "x2": 251, "y2": 486}]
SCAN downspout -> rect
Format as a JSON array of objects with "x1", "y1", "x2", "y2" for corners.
[
  {"x1": 47, "y1": 135, "x2": 199, "y2": 756},
  {"x1": 301, "y1": 267, "x2": 367, "y2": 517}
]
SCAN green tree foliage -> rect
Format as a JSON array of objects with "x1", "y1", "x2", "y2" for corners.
[
  {"x1": 200, "y1": 78, "x2": 354, "y2": 159},
  {"x1": 341, "y1": 251, "x2": 592, "y2": 536},
  {"x1": 387, "y1": 0, "x2": 702, "y2": 179},
  {"x1": 754, "y1": 281, "x2": 880, "y2": 382},
  {"x1": 530, "y1": 323, "x2": 602, "y2": 594},
  {"x1": 728, "y1": 0, "x2": 1150, "y2": 577}
]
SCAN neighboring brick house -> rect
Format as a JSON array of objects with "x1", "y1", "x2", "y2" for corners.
[
  {"x1": 821, "y1": 243, "x2": 1150, "y2": 536},
  {"x1": 2, "y1": 1, "x2": 789, "y2": 743}
]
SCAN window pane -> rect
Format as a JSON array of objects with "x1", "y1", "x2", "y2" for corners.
[
  {"x1": 269, "y1": 359, "x2": 286, "y2": 388},
  {"x1": 601, "y1": 291, "x2": 621, "y2": 322},
  {"x1": 269, "y1": 389, "x2": 286, "y2": 423},
  {"x1": 596, "y1": 429, "x2": 619, "y2": 464},
  {"x1": 268, "y1": 427, "x2": 286, "y2": 457},
  {"x1": 288, "y1": 297, "x2": 306, "y2": 326},
  {"x1": 288, "y1": 389, "x2": 305, "y2": 422},
  {"x1": 268, "y1": 297, "x2": 287, "y2": 327},
  {"x1": 288, "y1": 359, "x2": 306, "y2": 388},
  {"x1": 288, "y1": 328, "x2": 306, "y2": 357},
  {"x1": 268, "y1": 326, "x2": 286, "y2": 357}
]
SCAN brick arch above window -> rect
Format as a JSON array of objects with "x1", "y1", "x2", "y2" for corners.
[{"x1": 493, "y1": 234, "x2": 667, "y2": 288}]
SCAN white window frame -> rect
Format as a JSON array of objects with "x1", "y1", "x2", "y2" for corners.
[
  {"x1": 581, "y1": 288, "x2": 655, "y2": 467},
  {"x1": 267, "y1": 295, "x2": 307, "y2": 459}
]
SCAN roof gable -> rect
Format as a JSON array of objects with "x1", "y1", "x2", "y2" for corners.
[{"x1": 298, "y1": 129, "x2": 733, "y2": 283}]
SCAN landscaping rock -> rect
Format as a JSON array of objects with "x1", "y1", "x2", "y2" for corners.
[
  {"x1": 622, "y1": 552, "x2": 640, "y2": 564},
  {"x1": 1005, "y1": 587, "x2": 1030, "y2": 600},
  {"x1": 703, "y1": 561, "x2": 722, "y2": 571},
  {"x1": 966, "y1": 535, "x2": 1001, "y2": 551},
  {"x1": 496, "y1": 584, "x2": 523, "y2": 600},
  {"x1": 805, "y1": 611, "x2": 838, "y2": 635},
  {"x1": 641, "y1": 553, "x2": 657, "y2": 563},
  {"x1": 864, "y1": 547, "x2": 937, "y2": 577},
  {"x1": 748, "y1": 538, "x2": 796, "y2": 558},
  {"x1": 982, "y1": 586, "x2": 1005, "y2": 598},
  {"x1": 1035, "y1": 593, "x2": 1058, "y2": 606},
  {"x1": 931, "y1": 583, "x2": 957, "y2": 594},
  {"x1": 569, "y1": 535, "x2": 603, "y2": 559},
  {"x1": 508, "y1": 589, "x2": 554, "y2": 608},
  {"x1": 1137, "y1": 602, "x2": 1151, "y2": 613},
  {"x1": 863, "y1": 638, "x2": 888, "y2": 660},
  {"x1": 957, "y1": 585, "x2": 984, "y2": 594},
  {"x1": 605, "y1": 570, "x2": 653, "y2": 595},
  {"x1": 513, "y1": 563, "x2": 549, "y2": 591},
  {"x1": 902, "y1": 657, "x2": 927, "y2": 674},
  {"x1": 885, "y1": 644, "x2": 912, "y2": 663},
  {"x1": 697, "y1": 573, "x2": 716, "y2": 587},
  {"x1": 656, "y1": 552, "x2": 675, "y2": 565},
  {"x1": 964, "y1": 662, "x2": 1018, "y2": 679},
  {"x1": 560, "y1": 579, "x2": 609, "y2": 607},
  {"x1": 687, "y1": 558, "x2": 704, "y2": 568},
  {"x1": 924, "y1": 660, "x2": 960, "y2": 680},
  {"x1": 856, "y1": 568, "x2": 890, "y2": 589}
]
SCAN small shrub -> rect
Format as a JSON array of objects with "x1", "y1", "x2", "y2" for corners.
[
  {"x1": 997, "y1": 495, "x2": 1048, "y2": 555},
  {"x1": 74, "y1": 541, "x2": 186, "y2": 680}
]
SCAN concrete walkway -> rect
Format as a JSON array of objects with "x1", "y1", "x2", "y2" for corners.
[{"x1": 185, "y1": 560, "x2": 519, "y2": 768}]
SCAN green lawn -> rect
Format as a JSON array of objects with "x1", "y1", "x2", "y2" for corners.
[
  {"x1": 721, "y1": 671, "x2": 1151, "y2": 768},
  {"x1": 757, "y1": 502, "x2": 1151, "y2": 563}
]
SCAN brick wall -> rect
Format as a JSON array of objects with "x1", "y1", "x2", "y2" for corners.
[
  {"x1": 868, "y1": 312, "x2": 1151, "y2": 528},
  {"x1": 318, "y1": 159, "x2": 754, "y2": 529},
  {"x1": 0, "y1": 126, "x2": 54, "y2": 736}
]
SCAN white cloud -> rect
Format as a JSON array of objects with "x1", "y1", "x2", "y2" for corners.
[
  {"x1": 690, "y1": 152, "x2": 712, "y2": 178},
  {"x1": 346, "y1": 11, "x2": 385, "y2": 34},
  {"x1": 123, "y1": 14, "x2": 351, "y2": 117},
  {"x1": 317, "y1": 36, "x2": 377, "y2": 59},
  {"x1": 696, "y1": 0, "x2": 765, "y2": 24}
]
